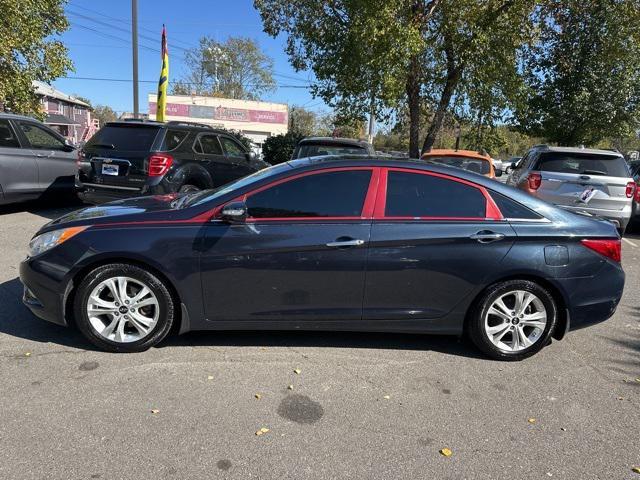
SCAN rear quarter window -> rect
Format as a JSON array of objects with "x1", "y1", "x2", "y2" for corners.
[
  {"x1": 161, "y1": 129, "x2": 189, "y2": 151},
  {"x1": 490, "y1": 191, "x2": 543, "y2": 220},
  {"x1": 86, "y1": 125, "x2": 160, "y2": 151},
  {"x1": 535, "y1": 152, "x2": 630, "y2": 177}
]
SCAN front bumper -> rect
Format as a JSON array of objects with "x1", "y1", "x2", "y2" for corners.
[{"x1": 19, "y1": 258, "x2": 69, "y2": 326}]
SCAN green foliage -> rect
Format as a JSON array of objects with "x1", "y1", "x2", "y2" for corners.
[
  {"x1": 516, "y1": 1, "x2": 640, "y2": 146},
  {"x1": 172, "y1": 37, "x2": 276, "y2": 100},
  {"x1": 92, "y1": 105, "x2": 118, "y2": 126},
  {"x1": 0, "y1": 0, "x2": 73, "y2": 116},
  {"x1": 262, "y1": 132, "x2": 302, "y2": 165}
]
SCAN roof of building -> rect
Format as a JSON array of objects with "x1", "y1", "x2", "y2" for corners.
[{"x1": 32, "y1": 81, "x2": 91, "y2": 108}]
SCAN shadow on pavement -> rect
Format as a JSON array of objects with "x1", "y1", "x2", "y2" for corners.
[
  {"x1": 0, "y1": 196, "x2": 85, "y2": 220},
  {"x1": 0, "y1": 276, "x2": 483, "y2": 359}
]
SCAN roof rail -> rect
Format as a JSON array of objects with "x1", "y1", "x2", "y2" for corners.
[
  {"x1": 166, "y1": 120, "x2": 212, "y2": 129},
  {"x1": 531, "y1": 144, "x2": 548, "y2": 149}
]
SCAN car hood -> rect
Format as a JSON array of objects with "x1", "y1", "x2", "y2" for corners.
[{"x1": 41, "y1": 194, "x2": 193, "y2": 232}]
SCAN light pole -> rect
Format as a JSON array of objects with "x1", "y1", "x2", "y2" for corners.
[{"x1": 131, "y1": 0, "x2": 139, "y2": 118}]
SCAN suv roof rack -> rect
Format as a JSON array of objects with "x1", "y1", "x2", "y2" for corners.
[
  {"x1": 531, "y1": 144, "x2": 549, "y2": 149},
  {"x1": 166, "y1": 120, "x2": 213, "y2": 129}
]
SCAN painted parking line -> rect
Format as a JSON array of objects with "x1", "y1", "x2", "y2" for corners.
[{"x1": 622, "y1": 237, "x2": 638, "y2": 247}]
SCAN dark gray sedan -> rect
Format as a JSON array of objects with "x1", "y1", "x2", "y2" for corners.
[{"x1": 0, "y1": 113, "x2": 77, "y2": 205}]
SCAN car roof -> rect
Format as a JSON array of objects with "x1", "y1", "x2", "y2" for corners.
[
  {"x1": 0, "y1": 112, "x2": 42, "y2": 122},
  {"x1": 298, "y1": 137, "x2": 371, "y2": 147},
  {"x1": 421, "y1": 149, "x2": 492, "y2": 161},
  {"x1": 531, "y1": 145, "x2": 623, "y2": 157}
]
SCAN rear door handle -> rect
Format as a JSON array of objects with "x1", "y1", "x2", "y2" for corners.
[
  {"x1": 470, "y1": 231, "x2": 505, "y2": 243},
  {"x1": 326, "y1": 239, "x2": 365, "y2": 248}
]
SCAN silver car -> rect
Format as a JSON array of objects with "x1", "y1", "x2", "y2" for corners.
[
  {"x1": 507, "y1": 145, "x2": 635, "y2": 232},
  {"x1": 0, "y1": 113, "x2": 77, "y2": 205}
]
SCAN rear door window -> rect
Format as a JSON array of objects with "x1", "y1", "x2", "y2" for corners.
[
  {"x1": 198, "y1": 134, "x2": 223, "y2": 155},
  {"x1": 385, "y1": 171, "x2": 486, "y2": 218},
  {"x1": 535, "y1": 152, "x2": 630, "y2": 177},
  {"x1": 86, "y1": 125, "x2": 160, "y2": 151},
  {"x1": 246, "y1": 170, "x2": 372, "y2": 218},
  {"x1": 0, "y1": 120, "x2": 20, "y2": 148}
]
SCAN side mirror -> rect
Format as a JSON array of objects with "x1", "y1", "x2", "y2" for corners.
[
  {"x1": 220, "y1": 201, "x2": 247, "y2": 223},
  {"x1": 495, "y1": 168, "x2": 503, "y2": 177},
  {"x1": 510, "y1": 162, "x2": 517, "y2": 169},
  {"x1": 62, "y1": 139, "x2": 76, "y2": 152}
]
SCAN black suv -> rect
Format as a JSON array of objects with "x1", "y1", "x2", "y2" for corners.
[{"x1": 76, "y1": 120, "x2": 268, "y2": 204}]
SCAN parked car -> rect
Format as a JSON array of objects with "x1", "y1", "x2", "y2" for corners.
[
  {"x1": 21, "y1": 156, "x2": 624, "y2": 360},
  {"x1": 0, "y1": 113, "x2": 77, "y2": 205},
  {"x1": 507, "y1": 145, "x2": 635, "y2": 233},
  {"x1": 291, "y1": 137, "x2": 375, "y2": 159},
  {"x1": 421, "y1": 149, "x2": 498, "y2": 179},
  {"x1": 628, "y1": 160, "x2": 640, "y2": 229},
  {"x1": 76, "y1": 120, "x2": 268, "y2": 204}
]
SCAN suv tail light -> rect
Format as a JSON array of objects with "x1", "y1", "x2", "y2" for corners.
[
  {"x1": 148, "y1": 154, "x2": 173, "y2": 176},
  {"x1": 625, "y1": 181, "x2": 636, "y2": 199},
  {"x1": 76, "y1": 150, "x2": 85, "y2": 167},
  {"x1": 581, "y1": 238, "x2": 621, "y2": 263},
  {"x1": 635, "y1": 184, "x2": 640, "y2": 203},
  {"x1": 527, "y1": 172, "x2": 542, "y2": 191}
]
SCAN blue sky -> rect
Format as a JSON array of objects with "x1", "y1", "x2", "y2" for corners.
[{"x1": 53, "y1": 0, "x2": 327, "y2": 114}]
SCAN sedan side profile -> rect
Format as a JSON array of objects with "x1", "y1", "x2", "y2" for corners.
[{"x1": 20, "y1": 156, "x2": 624, "y2": 360}]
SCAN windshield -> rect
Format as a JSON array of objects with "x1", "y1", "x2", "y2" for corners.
[
  {"x1": 426, "y1": 156, "x2": 491, "y2": 175},
  {"x1": 296, "y1": 143, "x2": 367, "y2": 158},
  {"x1": 536, "y1": 152, "x2": 630, "y2": 177},
  {"x1": 184, "y1": 162, "x2": 293, "y2": 207},
  {"x1": 86, "y1": 125, "x2": 161, "y2": 151}
]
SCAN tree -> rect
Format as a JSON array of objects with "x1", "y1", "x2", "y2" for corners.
[
  {"x1": 289, "y1": 106, "x2": 318, "y2": 136},
  {"x1": 516, "y1": 1, "x2": 640, "y2": 146},
  {"x1": 172, "y1": 37, "x2": 276, "y2": 100},
  {"x1": 0, "y1": 0, "x2": 73, "y2": 116},
  {"x1": 93, "y1": 105, "x2": 118, "y2": 126},
  {"x1": 254, "y1": 0, "x2": 535, "y2": 157},
  {"x1": 262, "y1": 132, "x2": 302, "y2": 164}
]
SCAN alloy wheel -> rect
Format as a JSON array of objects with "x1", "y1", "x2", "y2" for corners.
[
  {"x1": 483, "y1": 289, "x2": 547, "y2": 352},
  {"x1": 86, "y1": 276, "x2": 159, "y2": 343}
]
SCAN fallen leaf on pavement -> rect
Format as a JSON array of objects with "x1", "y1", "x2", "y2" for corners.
[
  {"x1": 255, "y1": 393, "x2": 262, "y2": 400},
  {"x1": 287, "y1": 385, "x2": 294, "y2": 390},
  {"x1": 255, "y1": 427, "x2": 269, "y2": 436},
  {"x1": 439, "y1": 448, "x2": 452, "y2": 457},
  {"x1": 294, "y1": 368, "x2": 301, "y2": 374},
  {"x1": 560, "y1": 427, "x2": 566, "y2": 432},
  {"x1": 383, "y1": 395, "x2": 391, "y2": 400},
  {"x1": 151, "y1": 409, "x2": 160, "y2": 414},
  {"x1": 632, "y1": 467, "x2": 640, "y2": 474},
  {"x1": 528, "y1": 418, "x2": 536, "y2": 424},
  {"x1": 24, "y1": 352, "x2": 31, "y2": 357},
  {"x1": 207, "y1": 375, "x2": 214, "y2": 380}
]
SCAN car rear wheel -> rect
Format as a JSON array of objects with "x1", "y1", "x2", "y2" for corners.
[
  {"x1": 73, "y1": 263, "x2": 175, "y2": 353},
  {"x1": 469, "y1": 280, "x2": 557, "y2": 361}
]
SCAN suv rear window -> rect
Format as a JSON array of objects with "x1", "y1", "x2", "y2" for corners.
[
  {"x1": 426, "y1": 156, "x2": 491, "y2": 175},
  {"x1": 535, "y1": 152, "x2": 630, "y2": 177},
  {"x1": 86, "y1": 125, "x2": 160, "y2": 151},
  {"x1": 297, "y1": 143, "x2": 367, "y2": 158}
]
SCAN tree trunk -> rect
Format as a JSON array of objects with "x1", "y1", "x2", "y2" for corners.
[
  {"x1": 407, "y1": 56, "x2": 421, "y2": 158},
  {"x1": 421, "y1": 66, "x2": 460, "y2": 153}
]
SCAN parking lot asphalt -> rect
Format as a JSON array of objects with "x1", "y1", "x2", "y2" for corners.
[{"x1": 0, "y1": 199, "x2": 638, "y2": 480}]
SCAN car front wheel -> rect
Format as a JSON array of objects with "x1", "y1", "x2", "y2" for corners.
[
  {"x1": 468, "y1": 280, "x2": 557, "y2": 361},
  {"x1": 73, "y1": 263, "x2": 175, "y2": 353}
]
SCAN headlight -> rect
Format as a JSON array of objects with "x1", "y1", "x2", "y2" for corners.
[{"x1": 28, "y1": 226, "x2": 88, "y2": 257}]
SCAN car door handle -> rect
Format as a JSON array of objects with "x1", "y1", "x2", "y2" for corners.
[
  {"x1": 326, "y1": 238, "x2": 365, "y2": 248},
  {"x1": 470, "y1": 231, "x2": 505, "y2": 243}
]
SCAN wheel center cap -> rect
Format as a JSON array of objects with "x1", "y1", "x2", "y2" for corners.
[
  {"x1": 511, "y1": 318, "x2": 520, "y2": 325},
  {"x1": 118, "y1": 306, "x2": 128, "y2": 314}
]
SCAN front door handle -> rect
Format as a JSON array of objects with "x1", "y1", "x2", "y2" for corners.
[
  {"x1": 470, "y1": 231, "x2": 505, "y2": 243},
  {"x1": 326, "y1": 238, "x2": 365, "y2": 248}
]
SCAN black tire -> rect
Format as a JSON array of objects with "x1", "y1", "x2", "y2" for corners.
[
  {"x1": 73, "y1": 263, "x2": 175, "y2": 353},
  {"x1": 468, "y1": 279, "x2": 557, "y2": 361},
  {"x1": 178, "y1": 184, "x2": 200, "y2": 194}
]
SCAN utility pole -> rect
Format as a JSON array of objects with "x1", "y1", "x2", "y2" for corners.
[
  {"x1": 131, "y1": 0, "x2": 139, "y2": 118},
  {"x1": 367, "y1": 95, "x2": 375, "y2": 144}
]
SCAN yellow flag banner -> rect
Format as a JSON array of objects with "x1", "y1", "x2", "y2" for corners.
[{"x1": 156, "y1": 25, "x2": 169, "y2": 122}]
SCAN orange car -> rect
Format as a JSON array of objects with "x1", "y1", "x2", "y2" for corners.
[{"x1": 421, "y1": 149, "x2": 496, "y2": 178}]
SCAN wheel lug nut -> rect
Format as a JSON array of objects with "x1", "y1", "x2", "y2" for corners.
[
  {"x1": 124, "y1": 315, "x2": 129, "y2": 319},
  {"x1": 125, "y1": 300, "x2": 129, "y2": 305},
  {"x1": 115, "y1": 302, "x2": 119, "y2": 306}
]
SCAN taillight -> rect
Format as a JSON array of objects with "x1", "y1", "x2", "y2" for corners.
[
  {"x1": 625, "y1": 181, "x2": 636, "y2": 199},
  {"x1": 148, "y1": 154, "x2": 173, "y2": 176},
  {"x1": 581, "y1": 238, "x2": 621, "y2": 263},
  {"x1": 635, "y1": 185, "x2": 640, "y2": 203},
  {"x1": 528, "y1": 172, "x2": 542, "y2": 191},
  {"x1": 76, "y1": 150, "x2": 84, "y2": 167}
]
